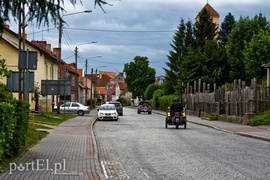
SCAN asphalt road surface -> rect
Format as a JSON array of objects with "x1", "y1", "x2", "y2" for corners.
[{"x1": 93, "y1": 107, "x2": 270, "y2": 180}]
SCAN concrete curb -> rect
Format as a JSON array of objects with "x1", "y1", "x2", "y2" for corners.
[
  {"x1": 152, "y1": 110, "x2": 270, "y2": 143},
  {"x1": 90, "y1": 116, "x2": 106, "y2": 180}
]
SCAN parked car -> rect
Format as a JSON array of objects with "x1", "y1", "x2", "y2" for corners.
[
  {"x1": 109, "y1": 101, "x2": 123, "y2": 116},
  {"x1": 137, "y1": 101, "x2": 152, "y2": 114},
  {"x1": 53, "y1": 102, "x2": 90, "y2": 116},
  {"x1": 97, "y1": 104, "x2": 118, "y2": 121}
]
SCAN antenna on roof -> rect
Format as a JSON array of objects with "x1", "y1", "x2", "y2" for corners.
[{"x1": 32, "y1": 24, "x2": 35, "y2": 40}]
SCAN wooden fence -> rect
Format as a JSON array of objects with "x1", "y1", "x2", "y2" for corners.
[{"x1": 182, "y1": 79, "x2": 270, "y2": 124}]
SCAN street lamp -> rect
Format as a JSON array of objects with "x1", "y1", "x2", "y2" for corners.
[
  {"x1": 57, "y1": 10, "x2": 92, "y2": 113},
  {"x1": 74, "y1": 41, "x2": 97, "y2": 102},
  {"x1": 84, "y1": 56, "x2": 103, "y2": 105}
]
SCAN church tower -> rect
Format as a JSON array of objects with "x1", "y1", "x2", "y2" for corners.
[{"x1": 196, "y1": 3, "x2": 220, "y2": 31}]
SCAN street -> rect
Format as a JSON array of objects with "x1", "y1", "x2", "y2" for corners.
[{"x1": 93, "y1": 107, "x2": 270, "y2": 180}]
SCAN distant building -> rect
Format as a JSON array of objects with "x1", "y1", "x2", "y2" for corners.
[
  {"x1": 88, "y1": 71, "x2": 130, "y2": 103},
  {"x1": 155, "y1": 75, "x2": 165, "y2": 85}
]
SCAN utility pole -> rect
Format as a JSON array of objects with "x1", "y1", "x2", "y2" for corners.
[
  {"x1": 57, "y1": 18, "x2": 63, "y2": 113},
  {"x1": 74, "y1": 46, "x2": 78, "y2": 102},
  {"x1": 90, "y1": 68, "x2": 93, "y2": 106},
  {"x1": 57, "y1": 10, "x2": 92, "y2": 109},
  {"x1": 18, "y1": 2, "x2": 26, "y2": 100},
  {"x1": 85, "y1": 59, "x2": 88, "y2": 105},
  {"x1": 74, "y1": 41, "x2": 97, "y2": 102}
]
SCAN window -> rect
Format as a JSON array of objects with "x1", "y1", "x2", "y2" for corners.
[
  {"x1": 62, "y1": 102, "x2": 71, "y2": 107},
  {"x1": 72, "y1": 103, "x2": 79, "y2": 107}
]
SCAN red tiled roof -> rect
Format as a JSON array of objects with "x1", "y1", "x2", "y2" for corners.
[
  {"x1": 118, "y1": 82, "x2": 127, "y2": 90},
  {"x1": 100, "y1": 71, "x2": 117, "y2": 79},
  {"x1": 96, "y1": 87, "x2": 106, "y2": 95},
  {"x1": 196, "y1": 3, "x2": 220, "y2": 19},
  {"x1": 118, "y1": 82, "x2": 128, "y2": 95}
]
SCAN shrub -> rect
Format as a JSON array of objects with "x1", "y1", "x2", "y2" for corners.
[
  {"x1": 159, "y1": 95, "x2": 177, "y2": 111},
  {"x1": 249, "y1": 110, "x2": 270, "y2": 126},
  {"x1": 152, "y1": 89, "x2": 164, "y2": 110},
  {"x1": 144, "y1": 83, "x2": 159, "y2": 100},
  {"x1": 0, "y1": 83, "x2": 30, "y2": 160},
  {"x1": 12, "y1": 100, "x2": 30, "y2": 155},
  {"x1": 0, "y1": 102, "x2": 16, "y2": 160}
]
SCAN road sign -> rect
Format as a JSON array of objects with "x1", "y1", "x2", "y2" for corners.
[
  {"x1": 41, "y1": 80, "x2": 71, "y2": 95},
  {"x1": 6, "y1": 72, "x2": 34, "y2": 92},
  {"x1": 18, "y1": 50, "x2": 38, "y2": 70}
]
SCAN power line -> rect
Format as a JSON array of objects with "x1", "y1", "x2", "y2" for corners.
[
  {"x1": 64, "y1": 27, "x2": 175, "y2": 33},
  {"x1": 79, "y1": 56, "x2": 123, "y2": 64},
  {"x1": 62, "y1": 30, "x2": 76, "y2": 53},
  {"x1": 27, "y1": 27, "x2": 57, "y2": 35}
]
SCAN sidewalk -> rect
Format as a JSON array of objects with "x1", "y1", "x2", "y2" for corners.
[
  {"x1": 0, "y1": 110, "x2": 103, "y2": 180},
  {"x1": 153, "y1": 110, "x2": 270, "y2": 142}
]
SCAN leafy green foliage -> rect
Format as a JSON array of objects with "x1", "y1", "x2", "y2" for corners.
[
  {"x1": 158, "y1": 95, "x2": 177, "y2": 111},
  {"x1": 226, "y1": 13, "x2": 270, "y2": 81},
  {"x1": 0, "y1": 57, "x2": 11, "y2": 79},
  {"x1": 151, "y1": 89, "x2": 164, "y2": 110},
  {"x1": 243, "y1": 30, "x2": 270, "y2": 81},
  {"x1": 124, "y1": 56, "x2": 156, "y2": 99},
  {"x1": 0, "y1": 102, "x2": 16, "y2": 159},
  {"x1": 0, "y1": 82, "x2": 30, "y2": 161},
  {"x1": 195, "y1": 8, "x2": 217, "y2": 51},
  {"x1": 144, "y1": 83, "x2": 159, "y2": 100},
  {"x1": 0, "y1": 83, "x2": 13, "y2": 101},
  {"x1": 249, "y1": 110, "x2": 270, "y2": 126},
  {"x1": 218, "y1": 12, "x2": 236, "y2": 47},
  {"x1": 164, "y1": 19, "x2": 195, "y2": 95},
  {"x1": 0, "y1": 0, "x2": 112, "y2": 30}
]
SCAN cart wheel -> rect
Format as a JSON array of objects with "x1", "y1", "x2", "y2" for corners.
[
  {"x1": 184, "y1": 122, "x2": 187, "y2": 129},
  {"x1": 165, "y1": 120, "x2": 168, "y2": 128}
]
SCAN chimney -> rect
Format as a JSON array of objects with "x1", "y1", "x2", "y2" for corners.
[
  {"x1": 4, "y1": 24, "x2": 10, "y2": 29},
  {"x1": 32, "y1": 40, "x2": 47, "y2": 49},
  {"x1": 53, "y1": 48, "x2": 60, "y2": 59},
  {"x1": 46, "y1": 44, "x2": 51, "y2": 52}
]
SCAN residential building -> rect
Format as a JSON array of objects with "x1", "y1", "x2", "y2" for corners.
[
  {"x1": 155, "y1": 75, "x2": 165, "y2": 85},
  {"x1": 0, "y1": 25, "x2": 59, "y2": 111},
  {"x1": 0, "y1": 25, "x2": 82, "y2": 111},
  {"x1": 87, "y1": 71, "x2": 130, "y2": 103}
]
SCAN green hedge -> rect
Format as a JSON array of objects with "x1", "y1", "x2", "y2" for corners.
[
  {"x1": 0, "y1": 102, "x2": 16, "y2": 159},
  {"x1": 150, "y1": 93, "x2": 179, "y2": 111},
  {"x1": 0, "y1": 84, "x2": 30, "y2": 160}
]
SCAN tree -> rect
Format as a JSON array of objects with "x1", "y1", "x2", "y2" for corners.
[
  {"x1": 243, "y1": 30, "x2": 270, "y2": 81},
  {"x1": 180, "y1": 10, "x2": 226, "y2": 86},
  {"x1": 144, "y1": 83, "x2": 159, "y2": 100},
  {"x1": 123, "y1": 56, "x2": 156, "y2": 99},
  {"x1": 0, "y1": 57, "x2": 11, "y2": 79},
  {"x1": 195, "y1": 8, "x2": 217, "y2": 51},
  {"x1": 0, "y1": 0, "x2": 111, "y2": 31},
  {"x1": 163, "y1": 19, "x2": 195, "y2": 95},
  {"x1": 218, "y1": 12, "x2": 236, "y2": 47},
  {"x1": 226, "y1": 13, "x2": 270, "y2": 81},
  {"x1": 0, "y1": 57, "x2": 12, "y2": 102}
]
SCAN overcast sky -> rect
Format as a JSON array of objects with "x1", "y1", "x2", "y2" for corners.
[{"x1": 8, "y1": 0, "x2": 270, "y2": 76}]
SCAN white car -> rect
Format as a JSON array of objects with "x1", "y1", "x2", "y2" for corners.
[
  {"x1": 97, "y1": 104, "x2": 118, "y2": 121},
  {"x1": 53, "y1": 102, "x2": 90, "y2": 116}
]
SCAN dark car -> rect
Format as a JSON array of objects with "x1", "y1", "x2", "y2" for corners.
[
  {"x1": 137, "y1": 101, "x2": 152, "y2": 114},
  {"x1": 109, "y1": 101, "x2": 123, "y2": 116}
]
